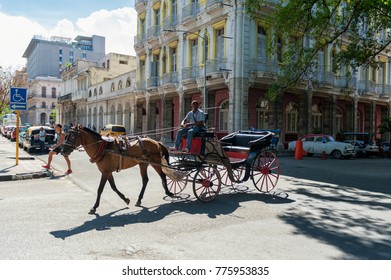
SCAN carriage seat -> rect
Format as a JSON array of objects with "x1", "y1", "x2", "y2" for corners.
[{"x1": 220, "y1": 131, "x2": 273, "y2": 154}]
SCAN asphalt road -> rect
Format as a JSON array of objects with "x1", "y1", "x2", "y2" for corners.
[{"x1": 0, "y1": 147, "x2": 390, "y2": 260}]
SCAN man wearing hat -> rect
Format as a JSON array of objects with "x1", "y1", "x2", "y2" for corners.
[{"x1": 173, "y1": 100, "x2": 206, "y2": 152}]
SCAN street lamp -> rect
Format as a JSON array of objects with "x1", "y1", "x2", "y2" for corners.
[{"x1": 164, "y1": 29, "x2": 207, "y2": 110}]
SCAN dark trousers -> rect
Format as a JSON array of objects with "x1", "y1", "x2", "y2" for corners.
[{"x1": 39, "y1": 140, "x2": 45, "y2": 154}]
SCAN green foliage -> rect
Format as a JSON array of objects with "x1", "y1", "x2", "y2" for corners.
[
  {"x1": 378, "y1": 117, "x2": 391, "y2": 142},
  {"x1": 247, "y1": 0, "x2": 391, "y2": 100}
]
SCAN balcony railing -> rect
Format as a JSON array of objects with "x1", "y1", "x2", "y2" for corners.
[
  {"x1": 182, "y1": 66, "x2": 201, "y2": 80},
  {"x1": 147, "y1": 25, "x2": 161, "y2": 40},
  {"x1": 252, "y1": 57, "x2": 281, "y2": 76},
  {"x1": 358, "y1": 80, "x2": 375, "y2": 94},
  {"x1": 206, "y1": 59, "x2": 228, "y2": 74},
  {"x1": 182, "y1": 3, "x2": 200, "y2": 22},
  {"x1": 147, "y1": 76, "x2": 160, "y2": 88},
  {"x1": 161, "y1": 72, "x2": 179, "y2": 85},
  {"x1": 163, "y1": 15, "x2": 178, "y2": 31}
]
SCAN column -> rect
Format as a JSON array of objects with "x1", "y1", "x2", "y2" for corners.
[
  {"x1": 353, "y1": 97, "x2": 358, "y2": 132},
  {"x1": 306, "y1": 92, "x2": 313, "y2": 135},
  {"x1": 330, "y1": 95, "x2": 337, "y2": 137}
]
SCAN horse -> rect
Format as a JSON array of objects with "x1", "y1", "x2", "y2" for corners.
[{"x1": 61, "y1": 125, "x2": 173, "y2": 214}]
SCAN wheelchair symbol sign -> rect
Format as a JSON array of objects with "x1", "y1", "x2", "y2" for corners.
[{"x1": 10, "y1": 87, "x2": 27, "y2": 110}]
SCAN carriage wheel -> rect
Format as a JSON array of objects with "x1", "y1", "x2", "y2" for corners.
[
  {"x1": 166, "y1": 162, "x2": 188, "y2": 195},
  {"x1": 251, "y1": 151, "x2": 280, "y2": 193},
  {"x1": 219, "y1": 166, "x2": 245, "y2": 186},
  {"x1": 193, "y1": 165, "x2": 221, "y2": 202}
]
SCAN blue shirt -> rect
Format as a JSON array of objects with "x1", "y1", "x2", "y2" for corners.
[{"x1": 184, "y1": 109, "x2": 205, "y2": 125}]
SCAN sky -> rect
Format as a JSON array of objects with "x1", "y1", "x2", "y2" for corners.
[{"x1": 0, "y1": 0, "x2": 137, "y2": 70}]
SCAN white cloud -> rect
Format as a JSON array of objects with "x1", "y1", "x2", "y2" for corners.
[
  {"x1": 0, "y1": 7, "x2": 137, "y2": 70},
  {"x1": 0, "y1": 12, "x2": 47, "y2": 69}
]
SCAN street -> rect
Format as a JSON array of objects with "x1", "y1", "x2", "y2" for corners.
[{"x1": 0, "y1": 142, "x2": 390, "y2": 260}]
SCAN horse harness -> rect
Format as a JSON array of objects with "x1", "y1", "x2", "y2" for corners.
[{"x1": 98, "y1": 135, "x2": 149, "y2": 172}]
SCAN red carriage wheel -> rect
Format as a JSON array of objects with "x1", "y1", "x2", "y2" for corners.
[
  {"x1": 165, "y1": 162, "x2": 188, "y2": 195},
  {"x1": 251, "y1": 151, "x2": 280, "y2": 193},
  {"x1": 193, "y1": 165, "x2": 221, "y2": 202},
  {"x1": 219, "y1": 166, "x2": 245, "y2": 186}
]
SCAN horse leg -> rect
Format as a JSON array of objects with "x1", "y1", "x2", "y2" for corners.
[
  {"x1": 135, "y1": 164, "x2": 149, "y2": 207},
  {"x1": 107, "y1": 173, "x2": 130, "y2": 206},
  {"x1": 89, "y1": 174, "x2": 108, "y2": 215},
  {"x1": 152, "y1": 165, "x2": 174, "y2": 198}
]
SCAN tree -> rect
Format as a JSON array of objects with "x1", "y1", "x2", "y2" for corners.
[
  {"x1": 247, "y1": 0, "x2": 391, "y2": 100},
  {"x1": 0, "y1": 67, "x2": 11, "y2": 116}
]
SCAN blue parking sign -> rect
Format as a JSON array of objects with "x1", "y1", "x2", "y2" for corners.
[{"x1": 10, "y1": 87, "x2": 27, "y2": 110}]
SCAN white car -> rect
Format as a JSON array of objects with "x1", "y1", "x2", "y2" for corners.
[
  {"x1": 344, "y1": 140, "x2": 379, "y2": 157},
  {"x1": 288, "y1": 134, "x2": 355, "y2": 159}
]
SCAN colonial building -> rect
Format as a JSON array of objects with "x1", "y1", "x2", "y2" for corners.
[
  {"x1": 129, "y1": 0, "x2": 391, "y2": 147},
  {"x1": 22, "y1": 35, "x2": 107, "y2": 125},
  {"x1": 58, "y1": 53, "x2": 137, "y2": 128}
]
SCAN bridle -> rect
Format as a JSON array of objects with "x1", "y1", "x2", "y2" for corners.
[{"x1": 61, "y1": 129, "x2": 81, "y2": 156}]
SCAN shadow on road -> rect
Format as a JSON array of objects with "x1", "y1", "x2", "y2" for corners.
[{"x1": 50, "y1": 191, "x2": 293, "y2": 240}]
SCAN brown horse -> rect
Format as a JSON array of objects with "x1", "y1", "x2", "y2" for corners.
[{"x1": 61, "y1": 126, "x2": 173, "y2": 214}]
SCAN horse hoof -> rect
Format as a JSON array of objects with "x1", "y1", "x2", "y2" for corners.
[
  {"x1": 135, "y1": 201, "x2": 141, "y2": 207},
  {"x1": 88, "y1": 209, "x2": 96, "y2": 215},
  {"x1": 125, "y1": 198, "x2": 130, "y2": 205}
]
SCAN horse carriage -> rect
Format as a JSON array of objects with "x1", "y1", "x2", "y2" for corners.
[
  {"x1": 166, "y1": 130, "x2": 280, "y2": 202},
  {"x1": 61, "y1": 126, "x2": 280, "y2": 214}
]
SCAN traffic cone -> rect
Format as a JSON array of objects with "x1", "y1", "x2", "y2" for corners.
[
  {"x1": 295, "y1": 140, "x2": 305, "y2": 160},
  {"x1": 321, "y1": 151, "x2": 327, "y2": 160}
]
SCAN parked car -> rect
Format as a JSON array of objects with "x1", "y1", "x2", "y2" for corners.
[
  {"x1": 22, "y1": 126, "x2": 56, "y2": 153},
  {"x1": 100, "y1": 124, "x2": 126, "y2": 137},
  {"x1": 6, "y1": 125, "x2": 16, "y2": 139},
  {"x1": 10, "y1": 126, "x2": 27, "y2": 142},
  {"x1": 288, "y1": 134, "x2": 355, "y2": 159},
  {"x1": 379, "y1": 141, "x2": 390, "y2": 157},
  {"x1": 344, "y1": 140, "x2": 379, "y2": 157}
]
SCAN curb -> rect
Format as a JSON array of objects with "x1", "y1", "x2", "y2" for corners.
[{"x1": 0, "y1": 171, "x2": 52, "y2": 182}]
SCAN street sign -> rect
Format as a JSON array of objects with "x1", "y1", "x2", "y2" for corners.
[{"x1": 10, "y1": 87, "x2": 27, "y2": 111}]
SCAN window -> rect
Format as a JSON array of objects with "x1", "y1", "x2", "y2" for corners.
[
  {"x1": 118, "y1": 80, "x2": 123, "y2": 89},
  {"x1": 219, "y1": 100, "x2": 229, "y2": 131},
  {"x1": 59, "y1": 49, "x2": 62, "y2": 55},
  {"x1": 42, "y1": 87, "x2": 47, "y2": 97},
  {"x1": 356, "y1": 111, "x2": 361, "y2": 132},
  {"x1": 82, "y1": 52, "x2": 87, "y2": 59},
  {"x1": 126, "y1": 77, "x2": 131, "y2": 87},
  {"x1": 336, "y1": 107, "x2": 343, "y2": 132},
  {"x1": 257, "y1": 26, "x2": 267, "y2": 59},
  {"x1": 171, "y1": 47, "x2": 177, "y2": 72},
  {"x1": 285, "y1": 102, "x2": 298, "y2": 132},
  {"x1": 119, "y1": 60, "x2": 128, "y2": 65},
  {"x1": 276, "y1": 37, "x2": 283, "y2": 63},
  {"x1": 99, "y1": 86, "x2": 103, "y2": 95},
  {"x1": 331, "y1": 48, "x2": 337, "y2": 74},
  {"x1": 191, "y1": 39, "x2": 198, "y2": 67},
  {"x1": 111, "y1": 82, "x2": 115, "y2": 92},
  {"x1": 51, "y1": 87, "x2": 56, "y2": 98},
  {"x1": 312, "y1": 104, "x2": 323, "y2": 132},
  {"x1": 94, "y1": 88, "x2": 97, "y2": 96},
  {"x1": 256, "y1": 99, "x2": 269, "y2": 129},
  {"x1": 162, "y1": 54, "x2": 167, "y2": 74},
  {"x1": 216, "y1": 28, "x2": 224, "y2": 62},
  {"x1": 42, "y1": 101, "x2": 46, "y2": 108},
  {"x1": 173, "y1": 0, "x2": 178, "y2": 23}
]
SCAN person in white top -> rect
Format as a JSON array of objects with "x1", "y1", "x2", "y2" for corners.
[{"x1": 174, "y1": 100, "x2": 206, "y2": 152}]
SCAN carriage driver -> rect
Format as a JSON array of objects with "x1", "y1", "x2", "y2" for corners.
[
  {"x1": 42, "y1": 124, "x2": 73, "y2": 175},
  {"x1": 173, "y1": 100, "x2": 206, "y2": 152}
]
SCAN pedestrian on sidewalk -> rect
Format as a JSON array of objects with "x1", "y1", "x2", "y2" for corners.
[
  {"x1": 38, "y1": 127, "x2": 46, "y2": 154},
  {"x1": 42, "y1": 124, "x2": 72, "y2": 175}
]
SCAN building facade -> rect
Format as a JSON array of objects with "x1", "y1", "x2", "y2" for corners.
[
  {"x1": 128, "y1": 0, "x2": 391, "y2": 147},
  {"x1": 22, "y1": 35, "x2": 107, "y2": 125}
]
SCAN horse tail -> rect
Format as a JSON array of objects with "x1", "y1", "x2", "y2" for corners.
[{"x1": 158, "y1": 142, "x2": 170, "y2": 166}]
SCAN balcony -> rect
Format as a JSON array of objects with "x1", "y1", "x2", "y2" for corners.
[
  {"x1": 134, "y1": 34, "x2": 145, "y2": 50},
  {"x1": 206, "y1": 0, "x2": 223, "y2": 14},
  {"x1": 134, "y1": 0, "x2": 147, "y2": 12},
  {"x1": 181, "y1": 3, "x2": 199, "y2": 26},
  {"x1": 161, "y1": 72, "x2": 179, "y2": 91},
  {"x1": 182, "y1": 66, "x2": 200, "y2": 85},
  {"x1": 147, "y1": 25, "x2": 161, "y2": 43},
  {"x1": 72, "y1": 90, "x2": 88, "y2": 101},
  {"x1": 251, "y1": 57, "x2": 281, "y2": 80},
  {"x1": 358, "y1": 80, "x2": 376, "y2": 95},
  {"x1": 163, "y1": 15, "x2": 178, "y2": 32},
  {"x1": 375, "y1": 84, "x2": 391, "y2": 98},
  {"x1": 147, "y1": 76, "x2": 160, "y2": 90}
]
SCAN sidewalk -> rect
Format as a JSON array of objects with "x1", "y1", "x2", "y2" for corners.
[{"x1": 0, "y1": 136, "x2": 50, "y2": 181}]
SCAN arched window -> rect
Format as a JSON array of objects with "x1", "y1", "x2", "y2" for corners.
[
  {"x1": 312, "y1": 104, "x2": 323, "y2": 133},
  {"x1": 285, "y1": 102, "x2": 298, "y2": 132},
  {"x1": 126, "y1": 77, "x2": 131, "y2": 87},
  {"x1": 111, "y1": 82, "x2": 115, "y2": 92},
  {"x1": 256, "y1": 98, "x2": 270, "y2": 129},
  {"x1": 219, "y1": 100, "x2": 229, "y2": 131},
  {"x1": 89, "y1": 90, "x2": 92, "y2": 97},
  {"x1": 99, "y1": 86, "x2": 103, "y2": 95},
  {"x1": 118, "y1": 80, "x2": 123, "y2": 90},
  {"x1": 93, "y1": 88, "x2": 97, "y2": 96}
]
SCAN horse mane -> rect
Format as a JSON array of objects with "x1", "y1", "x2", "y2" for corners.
[{"x1": 82, "y1": 126, "x2": 102, "y2": 139}]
